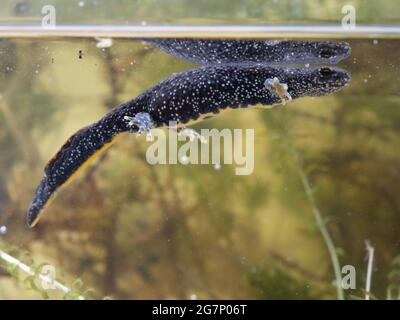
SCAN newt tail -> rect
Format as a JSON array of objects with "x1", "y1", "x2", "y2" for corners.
[{"x1": 27, "y1": 95, "x2": 148, "y2": 227}]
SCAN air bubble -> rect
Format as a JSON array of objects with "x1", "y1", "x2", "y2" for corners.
[
  {"x1": 95, "y1": 38, "x2": 113, "y2": 49},
  {"x1": 0, "y1": 225, "x2": 7, "y2": 235}
]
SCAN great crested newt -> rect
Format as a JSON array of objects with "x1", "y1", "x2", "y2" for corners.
[
  {"x1": 145, "y1": 39, "x2": 351, "y2": 65},
  {"x1": 27, "y1": 40, "x2": 351, "y2": 227}
]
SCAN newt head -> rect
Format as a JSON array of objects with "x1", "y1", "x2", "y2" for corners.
[
  {"x1": 314, "y1": 41, "x2": 352, "y2": 64},
  {"x1": 282, "y1": 66, "x2": 351, "y2": 99}
]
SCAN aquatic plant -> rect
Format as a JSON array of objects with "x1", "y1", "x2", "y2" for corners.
[{"x1": 0, "y1": 240, "x2": 95, "y2": 299}]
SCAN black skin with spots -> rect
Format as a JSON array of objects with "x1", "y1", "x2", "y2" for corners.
[
  {"x1": 27, "y1": 64, "x2": 350, "y2": 227},
  {"x1": 145, "y1": 39, "x2": 351, "y2": 65}
]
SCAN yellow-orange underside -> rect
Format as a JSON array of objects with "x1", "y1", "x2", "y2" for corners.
[{"x1": 29, "y1": 132, "x2": 127, "y2": 227}]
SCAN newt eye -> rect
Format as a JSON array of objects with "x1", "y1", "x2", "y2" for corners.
[
  {"x1": 319, "y1": 67, "x2": 334, "y2": 78},
  {"x1": 319, "y1": 47, "x2": 334, "y2": 58}
]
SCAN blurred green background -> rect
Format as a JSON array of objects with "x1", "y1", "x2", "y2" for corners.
[{"x1": 0, "y1": 0, "x2": 400, "y2": 300}]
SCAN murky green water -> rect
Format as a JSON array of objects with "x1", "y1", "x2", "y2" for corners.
[{"x1": 0, "y1": 0, "x2": 399, "y2": 301}]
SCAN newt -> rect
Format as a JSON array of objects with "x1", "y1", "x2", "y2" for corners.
[
  {"x1": 145, "y1": 39, "x2": 351, "y2": 65},
  {"x1": 27, "y1": 63, "x2": 350, "y2": 227}
]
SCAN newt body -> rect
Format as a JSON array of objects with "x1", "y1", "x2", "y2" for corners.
[
  {"x1": 146, "y1": 39, "x2": 351, "y2": 65},
  {"x1": 27, "y1": 64, "x2": 350, "y2": 227}
]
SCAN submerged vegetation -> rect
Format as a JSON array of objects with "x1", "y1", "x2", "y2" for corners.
[
  {"x1": 0, "y1": 0, "x2": 400, "y2": 300},
  {"x1": 0, "y1": 37, "x2": 399, "y2": 299}
]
